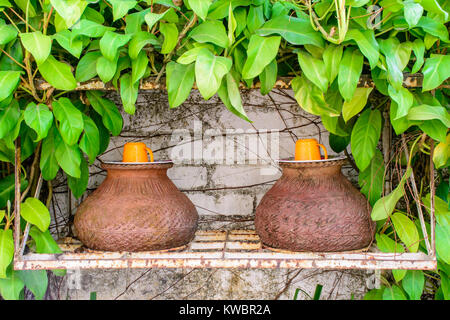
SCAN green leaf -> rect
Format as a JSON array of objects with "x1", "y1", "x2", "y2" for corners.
[
  {"x1": 86, "y1": 91, "x2": 123, "y2": 136},
  {"x1": 96, "y1": 55, "x2": 118, "y2": 83},
  {"x1": 128, "y1": 32, "x2": 159, "y2": 60},
  {"x1": 71, "y1": 19, "x2": 115, "y2": 38},
  {"x1": 419, "y1": 119, "x2": 448, "y2": 142},
  {"x1": 144, "y1": 7, "x2": 178, "y2": 30},
  {"x1": 187, "y1": 0, "x2": 212, "y2": 20},
  {"x1": 388, "y1": 85, "x2": 414, "y2": 119},
  {"x1": 90, "y1": 111, "x2": 110, "y2": 155},
  {"x1": 420, "y1": 0, "x2": 448, "y2": 20},
  {"x1": 432, "y1": 134, "x2": 449, "y2": 169},
  {"x1": 159, "y1": 22, "x2": 178, "y2": 54},
  {"x1": 67, "y1": 155, "x2": 89, "y2": 198},
  {"x1": 403, "y1": 0, "x2": 423, "y2": 28},
  {"x1": 344, "y1": 29, "x2": 379, "y2": 69},
  {"x1": 79, "y1": 115, "x2": 100, "y2": 164},
  {"x1": 75, "y1": 51, "x2": 101, "y2": 82},
  {"x1": 436, "y1": 224, "x2": 450, "y2": 264},
  {"x1": 342, "y1": 87, "x2": 373, "y2": 122},
  {"x1": 359, "y1": 149, "x2": 384, "y2": 206},
  {"x1": 375, "y1": 234, "x2": 407, "y2": 282},
  {"x1": 0, "y1": 229, "x2": 13, "y2": 278},
  {"x1": 176, "y1": 45, "x2": 213, "y2": 65},
  {"x1": 0, "y1": 23, "x2": 17, "y2": 45},
  {"x1": 350, "y1": 109, "x2": 382, "y2": 171},
  {"x1": 234, "y1": 6, "x2": 247, "y2": 36},
  {"x1": 242, "y1": 35, "x2": 280, "y2": 79},
  {"x1": 13, "y1": 0, "x2": 37, "y2": 17},
  {"x1": 20, "y1": 31, "x2": 52, "y2": 65},
  {"x1": 120, "y1": 73, "x2": 139, "y2": 115},
  {"x1": 53, "y1": 30, "x2": 83, "y2": 58},
  {"x1": 0, "y1": 266, "x2": 24, "y2": 300},
  {"x1": 16, "y1": 270, "x2": 48, "y2": 300},
  {"x1": 40, "y1": 126, "x2": 60, "y2": 181},
  {"x1": 24, "y1": 102, "x2": 53, "y2": 141},
  {"x1": 371, "y1": 167, "x2": 412, "y2": 221},
  {"x1": 407, "y1": 104, "x2": 450, "y2": 127},
  {"x1": 0, "y1": 39, "x2": 23, "y2": 72},
  {"x1": 21, "y1": 197, "x2": 51, "y2": 232},
  {"x1": 259, "y1": 59, "x2": 277, "y2": 95},
  {"x1": 382, "y1": 285, "x2": 407, "y2": 300},
  {"x1": 329, "y1": 132, "x2": 350, "y2": 153},
  {"x1": 297, "y1": 50, "x2": 328, "y2": 92},
  {"x1": 422, "y1": 193, "x2": 450, "y2": 226},
  {"x1": 402, "y1": 270, "x2": 424, "y2": 300},
  {"x1": 257, "y1": 15, "x2": 324, "y2": 47},
  {"x1": 225, "y1": 72, "x2": 250, "y2": 121},
  {"x1": 0, "y1": 71, "x2": 21, "y2": 102},
  {"x1": 0, "y1": 98, "x2": 20, "y2": 139},
  {"x1": 391, "y1": 212, "x2": 420, "y2": 252},
  {"x1": 246, "y1": 4, "x2": 265, "y2": 34},
  {"x1": 416, "y1": 17, "x2": 449, "y2": 42},
  {"x1": 338, "y1": 48, "x2": 364, "y2": 101},
  {"x1": 411, "y1": 39, "x2": 425, "y2": 73},
  {"x1": 422, "y1": 54, "x2": 450, "y2": 91},
  {"x1": 363, "y1": 288, "x2": 384, "y2": 300},
  {"x1": 53, "y1": 97, "x2": 84, "y2": 146},
  {"x1": 189, "y1": 20, "x2": 229, "y2": 48},
  {"x1": 54, "y1": 129, "x2": 82, "y2": 178},
  {"x1": 227, "y1": 2, "x2": 236, "y2": 45},
  {"x1": 292, "y1": 75, "x2": 339, "y2": 117},
  {"x1": 131, "y1": 51, "x2": 148, "y2": 84},
  {"x1": 166, "y1": 61, "x2": 195, "y2": 108},
  {"x1": 217, "y1": 81, "x2": 249, "y2": 123},
  {"x1": 108, "y1": 0, "x2": 137, "y2": 21},
  {"x1": 29, "y1": 226, "x2": 62, "y2": 254},
  {"x1": 99, "y1": 31, "x2": 131, "y2": 61},
  {"x1": 0, "y1": 0, "x2": 11, "y2": 6},
  {"x1": 195, "y1": 48, "x2": 232, "y2": 100},
  {"x1": 38, "y1": 55, "x2": 77, "y2": 90},
  {"x1": 379, "y1": 38, "x2": 407, "y2": 90},
  {"x1": 323, "y1": 45, "x2": 343, "y2": 84},
  {"x1": 50, "y1": 0, "x2": 88, "y2": 27}
]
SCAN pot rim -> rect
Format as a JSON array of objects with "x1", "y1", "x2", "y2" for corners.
[
  {"x1": 277, "y1": 156, "x2": 347, "y2": 168},
  {"x1": 103, "y1": 160, "x2": 173, "y2": 165},
  {"x1": 278, "y1": 156, "x2": 347, "y2": 163},
  {"x1": 101, "y1": 160, "x2": 174, "y2": 169}
]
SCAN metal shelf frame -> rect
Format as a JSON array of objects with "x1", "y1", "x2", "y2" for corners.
[{"x1": 14, "y1": 230, "x2": 436, "y2": 271}]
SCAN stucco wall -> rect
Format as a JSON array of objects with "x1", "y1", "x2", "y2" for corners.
[{"x1": 46, "y1": 88, "x2": 376, "y2": 300}]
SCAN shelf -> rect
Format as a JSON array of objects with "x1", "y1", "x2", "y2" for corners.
[{"x1": 14, "y1": 230, "x2": 436, "y2": 271}]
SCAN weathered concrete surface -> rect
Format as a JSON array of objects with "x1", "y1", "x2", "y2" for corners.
[
  {"x1": 48, "y1": 268, "x2": 376, "y2": 300},
  {"x1": 47, "y1": 89, "x2": 374, "y2": 300}
]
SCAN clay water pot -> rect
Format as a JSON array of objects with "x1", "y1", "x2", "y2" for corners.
[
  {"x1": 74, "y1": 161, "x2": 198, "y2": 251},
  {"x1": 255, "y1": 158, "x2": 375, "y2": 252}
]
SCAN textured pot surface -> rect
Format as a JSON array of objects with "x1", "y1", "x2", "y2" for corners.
[
  {"x1": 74, "y1": 162, "x2": 198, "y2": 251},
  {"x1": 255, "y1": 159, "x2": 375, "y2": 252}
]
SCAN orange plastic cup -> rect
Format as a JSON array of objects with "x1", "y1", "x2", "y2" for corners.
[
  {"x1": 122, "y1": 142, "x2": 154, "y2": 163},
  {"x1": 295, "y1": 139, "x2": 328, "y2": 161}
]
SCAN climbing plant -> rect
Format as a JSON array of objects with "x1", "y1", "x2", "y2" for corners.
[{"x1": 0, "y1": 0, "x2": 448, "y2": 300}]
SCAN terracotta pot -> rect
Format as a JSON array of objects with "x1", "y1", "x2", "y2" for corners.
[
  {"x1": 255, "y1": 158, "x2": 375, "y2": 252},
  {"x1": 74, "y1": 161, "x2": 198, "y2": 251}
]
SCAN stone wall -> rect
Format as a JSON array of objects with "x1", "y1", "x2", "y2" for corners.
[{"x1": 47, "y1": 88, "x2": 376, "y2": 300}]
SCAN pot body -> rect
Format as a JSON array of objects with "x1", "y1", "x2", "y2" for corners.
[
  {"x1": 74, "y1": 162, "x2": 198, "y2": 251},
  {"x1": 255, "y1": 159, "x2": 375, "y2": 252}
]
